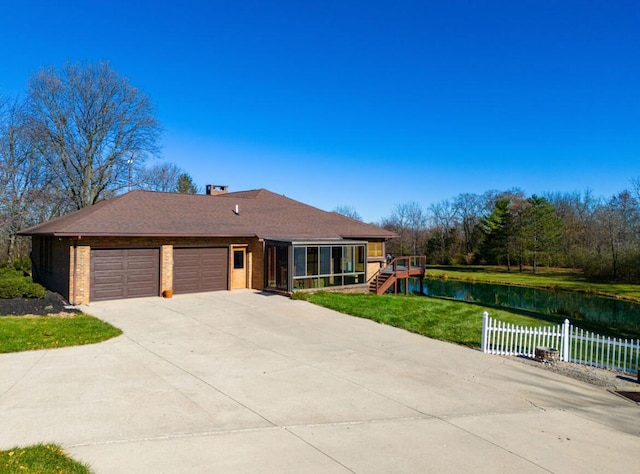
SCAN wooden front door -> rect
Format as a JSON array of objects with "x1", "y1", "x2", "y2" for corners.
[{"x1": 231, "y1": 247, "x2": 247, "y2": 289}]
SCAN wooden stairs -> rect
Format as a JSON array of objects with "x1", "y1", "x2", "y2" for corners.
[{"x1": 368, "y1": 256, "x2": 426, "y2": 295}]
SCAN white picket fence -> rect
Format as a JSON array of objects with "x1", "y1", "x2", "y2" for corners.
[{"x1": 481, "y1": 312, "x2": 640, "y2": 375}]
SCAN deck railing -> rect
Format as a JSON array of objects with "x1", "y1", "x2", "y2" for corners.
[{"x1": 369, "y1": 256, "x2": 426, "y2": 295}]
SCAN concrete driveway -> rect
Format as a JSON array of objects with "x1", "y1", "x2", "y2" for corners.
[{"x1": 1, "y1": 290, "x2": 638, "y2": 473}]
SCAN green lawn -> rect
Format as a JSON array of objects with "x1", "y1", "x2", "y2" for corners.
[
  {"x1": 0, "y1": 313, "x2": 122, "y2": 353},
  {"x1": 0, "y1": 444, "x2": 91, "y2": 473},
  {"x1": 298, "y1": 291, "x2": 640, "y2": 347},
  {"x1": 424, "y1": 265, "x2": 640, "y2": 302},
  {"x1": 298, "y1": 292, "x2": 556, "y2": 347}
]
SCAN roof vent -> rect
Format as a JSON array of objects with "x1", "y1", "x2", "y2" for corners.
[
  {"x1": 234, "y1": 204, "x2": 239, "y2": 215},
  {"x1": 206, "y1": 184, "x2": 229, "y2": 195}
]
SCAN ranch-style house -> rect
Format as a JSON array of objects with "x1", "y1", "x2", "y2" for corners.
[{"x1": 20, "y1": 186, "x2": 396, "y2": 304}]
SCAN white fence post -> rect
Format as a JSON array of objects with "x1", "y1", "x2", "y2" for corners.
[
  {"x1": 562, "y1": 319, "x2": 570, "y2": 362},
  {"x1": 481, "y1": 311, "x2": 489, "y2": 353}
]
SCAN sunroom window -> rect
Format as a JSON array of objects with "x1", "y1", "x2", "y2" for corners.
[{"x1": 292, "y1": 242, "x2": 366, "y2": 290}]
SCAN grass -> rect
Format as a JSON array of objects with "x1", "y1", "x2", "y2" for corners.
[
  {"x1": 0, "y1": 313, "x2": 122, "y2": 353},
  {"x1": 0, "y1": 444, "x2": 91, "y2": 473},
  {"x1": 298, "y1": 292, "x2": 558, "y2": 347},
  {"x1": 297, "y1": 291, "x2": 640, "y2": 347},
  {"x1": 424, "y1": 265, "x2": 640, "y2": 302}
]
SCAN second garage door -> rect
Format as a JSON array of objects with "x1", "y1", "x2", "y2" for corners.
[{"x1": 173, "y1": 247, "x2": 228, "y2": 294}]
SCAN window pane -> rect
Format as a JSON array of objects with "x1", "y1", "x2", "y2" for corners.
[
  {"x1": 306, "y1": 247, "x2": 318, "y2": 276},
  {"x1": 343, "y1": 246, "x2": 354, "y2": 273},
  {"x1": 233, "y1": 250, "x2": 244, "y2": 269},
  {"x1": 319, "y1": 247, "x2": 331, "y2": 275},
  {"x1": 344, "y1": 274, "x2": 364, "y2": 285},
  {"x1": 291, "y1": 243, "x2": 368, "y2": 292},
  {"x1": 355, "y1": 245, "x2": 365, "y2": 272},
  {"x1": 332, "y1": 246, "x2": 342, "y2": 273},
  {"x1": 294, "y1": 247, "x2": 306, "y2": 276},
  {"x1": 294, "y1": 277, "x2": 316, "y2": 289},
  {"x1": 275, "y1": 246, "x2": 289, "y2": 289}
]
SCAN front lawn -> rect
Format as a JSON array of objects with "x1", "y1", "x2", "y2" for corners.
[
  {"x1": 0, "y1": 314, "x2": 122, "y2": 353},
  {"x1": 298, "y1": 292, "x2": 640, "y2": 347},
  {"x1": 298, "y1": 292, "x2": 559, "y2": 347},
  {"x1": 0, "y1": 444, "x2": 91, "y2": 473}
]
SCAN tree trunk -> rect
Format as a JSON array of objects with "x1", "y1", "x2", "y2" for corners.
[{"x1": 6, "y1": 234, "x2": 16, "y2": 265}]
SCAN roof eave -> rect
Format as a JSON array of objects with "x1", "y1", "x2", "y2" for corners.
[{"x1": 19, "y1": 232, "x2": 260, "y2": 239}]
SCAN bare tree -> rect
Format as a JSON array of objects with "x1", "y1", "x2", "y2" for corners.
[
  {"x1": 136, "y1": 162, "x2": 184, "y2": 192},
  {"x1": 547, "y1": 190, "x2": 600, "y2": 268},
  {"x1": 600, "y1": 191, "x2": 639, "y2": 280},
  {"x1": 428, "y1": 200, "x2": 458, "y2": 263},
  {"x1": 0, "y1": 97, "x2": 55, "y2": 262},
  {"x1": 382, "y1": 201, "x2": 426, "y2": 256},
  {"x1": 453, "y1": 192, "x2": 485, "y2": 257},
  {"x1": 333, "y1": 205, "x2": 362, "y2": 221},
  {"x1": 406, "y1": 201, "x2": 427, "y2": 255},
  {"x1": 26, "y1": 62, "x2": 161, "y2": 209}
]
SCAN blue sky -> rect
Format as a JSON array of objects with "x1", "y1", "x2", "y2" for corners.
[{"x1": 1, "y1": 1, "x2": 638, "y2": 222}]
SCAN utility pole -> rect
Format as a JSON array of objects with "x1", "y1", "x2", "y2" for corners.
[{"x1": 127, "y1": 156, "x2": 134, "y2": 191}]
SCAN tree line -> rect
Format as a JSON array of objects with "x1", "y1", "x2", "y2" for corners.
[
  {"x1": 0, "y1": 62, "x2": 198, "y2": 264},
  {"x1": 376, "y1": 184, "x2": 640, "y2": 281}
]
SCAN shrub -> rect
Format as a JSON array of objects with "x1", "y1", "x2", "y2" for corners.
[
  {"x1": 13, "y1": 256, "x2": 32, "y2": 274},
  {"x1": 0, "y1": 278, "x2": 28, "y2": 298},
  {"x1": 0, "y1": 267, "x2": 46, "y2": 299},
  {"x1": 23, "y1": 281, "x2": 46, "y2": 298},
  {"x1": 0, "y1": 267, "x2": 22, "y2": 278}
]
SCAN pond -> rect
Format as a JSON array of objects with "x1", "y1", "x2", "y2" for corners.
[{"x1": 411, "y1": 278, "x2": 640, "y2": 331}]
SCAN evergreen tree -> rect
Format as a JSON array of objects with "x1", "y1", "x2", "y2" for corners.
[
  {"x1": 479, "y1": 198, "x2": 514, "y2": 269},
  {"x1": 176, "y1": 173, "x2": 199, "y2": 194},
  {"x1": 522, "y1": 195, "x2": 562, "y2": 272}
]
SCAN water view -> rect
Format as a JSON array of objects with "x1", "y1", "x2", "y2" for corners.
[{"x1": 415, "y1": 278, "x2": 640, "y2": 331}]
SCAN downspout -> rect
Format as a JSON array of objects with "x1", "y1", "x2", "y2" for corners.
[
  {"x1": 72, "y1": 237, "x2": 80, "y2": 305},
  {"x1": 288, "y1": 243, "x2": 293, "y2": 294}
]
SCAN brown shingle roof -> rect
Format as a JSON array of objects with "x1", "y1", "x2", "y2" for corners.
[{"x1": 19, "y1": 189, "x2": 395, "y2": 241}]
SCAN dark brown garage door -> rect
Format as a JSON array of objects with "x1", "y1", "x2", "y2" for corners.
[
  {"x1": 90, "y1": 248, "x2": 160, "y2": 301},
  {"x1": 173, "y1": 247, "x2": 228, "y2": 294}
]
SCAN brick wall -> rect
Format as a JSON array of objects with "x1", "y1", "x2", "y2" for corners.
[
  {"x1": 160, "y1": 245, "x2": 173, "y2": 294},
  {"x1": 33, "y1": 234, "x2": 381, "y2": 303},
  {"x1": 40, "y1": 236, "x2": 265, "y2": 304},
  {"x1": 70, "y1": 245, "x2": 91, "y2": 304}
]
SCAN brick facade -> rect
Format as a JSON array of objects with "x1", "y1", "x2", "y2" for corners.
[
  {"x1": 70, "y1": 245, "x2": 91, "y2": 304},
  {"x1": 160, "y1": 245, "x2": 173, "y2": 295},
  {"x1": 33, "y1": 236, "x2": 265, "y2": 305},
  {"x1": 31, "y1": 235, "x2": 385, "y2": 304}
]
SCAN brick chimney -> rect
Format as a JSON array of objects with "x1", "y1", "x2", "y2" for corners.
[{"x1": 205, "y1": 184, "x2": 229, "y2": 195}]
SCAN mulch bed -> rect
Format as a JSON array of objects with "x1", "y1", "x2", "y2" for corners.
[
  {"x1": 0, "y1": 291, "x2": 78, "y2": 316},
  {"x1": 615, "y1": 391, "x2": 640, "y2": 403}
]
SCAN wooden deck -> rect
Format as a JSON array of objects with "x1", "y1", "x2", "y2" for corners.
[{"x1": 368, "y1": 256, "x2": 426, "y2": 295}]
